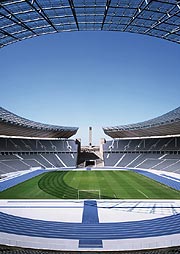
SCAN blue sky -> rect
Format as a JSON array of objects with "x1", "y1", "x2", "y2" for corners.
[{"x1": 0, "y1": 31, "x2": 180, "y2": 145}]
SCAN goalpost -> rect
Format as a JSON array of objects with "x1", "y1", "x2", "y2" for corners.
[{"x1": 78, "y1": 189, "x2": 101, "y2": 199}]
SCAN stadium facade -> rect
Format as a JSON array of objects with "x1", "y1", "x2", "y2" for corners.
[
  {"x1": 0, "y1": 98, "x2": 180, "y2": 254},
  {"x1": 0, "y1": 0, "x2": 180, "y2": 253}
]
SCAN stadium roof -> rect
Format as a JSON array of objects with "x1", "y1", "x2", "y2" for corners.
[
  {"x1": 0, "y1": 107, "x2": 78, "y2": 138},
  {"x1": 0, "y1": 0, "x2": 180, "y2": 48},
  {"x1": 103, "y1": 107, "x2": 180, "y2": 138}
]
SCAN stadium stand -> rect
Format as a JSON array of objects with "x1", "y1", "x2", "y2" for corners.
[
  {"x1": 0, "y1": 138, "x2": 78, "y2": 174},
  {"x1": 103, "y1": 136, "x2": 180, "y2": 152},
  {"x1": 0, "y1": 107, "x2": 79, "y2": 175},
  {"x1": 103, "y1": 107, "x2": 180, "y2": 174},
  {"x1": 0, "y1": 138, "x2": 77, "y2": 153},
  {"x1": 1, "y1": 0, "x2": 180, "y2": 252},
  {"x1": 103, "y1": 138, "x2": 180, "y2": 173}
]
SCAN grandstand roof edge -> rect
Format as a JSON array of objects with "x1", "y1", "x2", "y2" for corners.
[
  {"x1": 104, "y1": 134, "x2": 180, "y2": 141},
  {"x1": 0, "y1": 0, "x2": 180, "y2": 47},
  {"x1": 103, "y1": 106, "x2": 180, "y2": 138},
  {"x1": 103, "y1": 107, "x2": 180, "y2": 131},
  {"x1": 0, "y1": 106, "x2": 78, "y2": 138},
  {"x1": 0, "y1": 135, "x2": 77, "y2": 140}
]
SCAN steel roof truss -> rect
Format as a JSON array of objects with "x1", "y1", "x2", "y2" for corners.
[
  {"x1": 101, "y1": 0, "x2": 111, "y2": 30},
  {"x1": 68, "y1": 0, "x2": 79, "y2": 30},
  {"x1": 122, "y1": 0, "x2": 153, "y2": 32},
  {"x1": 0, "y1": 27, "x2": 19, "y2": 40},
  {"x1": 25, "y1": 0, "x2": 58, "y2": 32},
  {"x1": 0, "y1": 3, "x2": 37, "y2": 35},
  {"x1": 144, "y1": 2, "x2": 180, "y2": 36}
]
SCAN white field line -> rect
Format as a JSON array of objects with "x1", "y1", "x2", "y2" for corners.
[{"x1": 137, "y1": 189, "x2": 149, "y2": 198}]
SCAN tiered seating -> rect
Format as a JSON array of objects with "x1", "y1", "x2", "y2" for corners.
[
  {"x1": 104, "y1": 137, "x2": 180, "y2": 152},
  {"x1": 0, "y1": 138, "x2": 78, "y2": 152},
  {"x1": 57, "y1": 153, "x2": 78, "y2": 167},
  {"x1": 21, "y1": 159, "x2": 43, "y2": 168},
  {"x1": 18, "y1": 154, "x2": 48, "y2": 168},
  {"x1": 152, "y1": 159, "x2": 179, "y2": 170},
  {"x1": 42, "y1": 154, "x2": 64, "y2": 167},
  {"x1": 116, "y1": 154, "x2": 139, "y2": 167},
  {"x1": 103, "y1": 153, "x2": 125, "y2": 167},
  {"x1": 103, "y1": 138, "x2": 180, "y2": 173},
  {"x1": 0, "y1": 138, "x2": 78, "y2": 174},
  {"x1": 136, "y1": 158, "x2": 164, "y2": 169}
]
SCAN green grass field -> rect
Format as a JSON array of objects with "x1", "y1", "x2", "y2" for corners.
[{"x1": 0, "y1": 170, "x2": 179, "y2": 199}]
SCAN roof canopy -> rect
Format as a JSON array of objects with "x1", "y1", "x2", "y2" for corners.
[
  {"x1": 0, "y1": 0, "x2": 180, "y2": 48},
  {"x1": 0, "y1": 107, "x2": 78, "y2": 138},
  {"x1": 103, "y1": 107, "x2": 180, "y2": 138}
]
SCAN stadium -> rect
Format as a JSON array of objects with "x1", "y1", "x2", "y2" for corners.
[{"x1": 0, "y1": 0, "x2": 180, "y2": 253}]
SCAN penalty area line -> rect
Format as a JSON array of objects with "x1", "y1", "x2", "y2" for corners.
[{"x1": 137, "y1": 189, "x2": 149, "y2": 198}]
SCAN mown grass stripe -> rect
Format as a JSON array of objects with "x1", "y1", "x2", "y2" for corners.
[{"x1": 0, "y1": 170, "x2": 179, "y2": 199}]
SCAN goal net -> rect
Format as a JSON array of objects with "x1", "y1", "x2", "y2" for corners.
[{"x1": 78, "y1": 189, "x2": 101, "y2": 199}]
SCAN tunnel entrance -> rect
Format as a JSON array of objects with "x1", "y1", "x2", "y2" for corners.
[{"x1": 84, "y1": 160, "x2": 96, "y2": 167}]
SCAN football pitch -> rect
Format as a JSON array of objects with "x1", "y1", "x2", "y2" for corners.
[{"x1": 0, "y1": 170, "x2": 179, "y2": 199}]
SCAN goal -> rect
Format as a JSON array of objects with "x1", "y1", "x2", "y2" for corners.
[{"x1": 78, "y1": 189, "x2": 101, "y2": 199}]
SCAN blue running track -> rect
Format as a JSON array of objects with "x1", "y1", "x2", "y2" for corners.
[
  {"x1": 0, "y1": 170, "x2": 46, "y2": 191},
  {"x1": 132, "y1": 169, "x2": 180, "y2": 191},
  {"x1": 0, "y1": 212, "x2": 179, "y2": 240}
]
